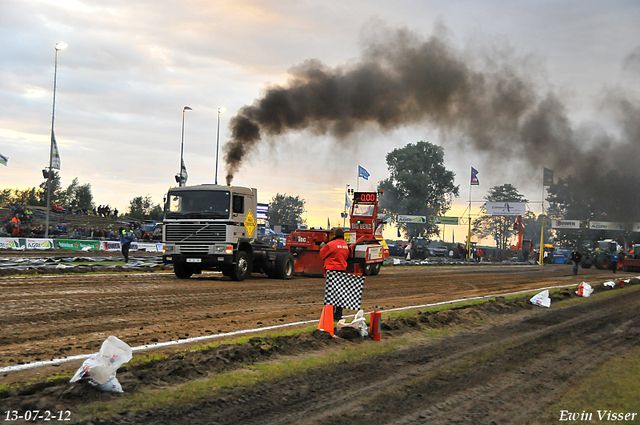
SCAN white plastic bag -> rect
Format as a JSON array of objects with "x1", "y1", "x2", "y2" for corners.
[
  {"x1": 530, "y1": 290, "x2": 551, "y2": 308},
  {"x1": 337, "y1": 310, "x2": 369, "y2": 337},
  {"x1": 603, "y1": 280, "x2": 616, "y2": 288},
  {"x1": 576, "y1": 282, "x2": 593, "y2": 297},
  {"x1": 70, "y1": 336, "x2": 132, "y2": 392}
]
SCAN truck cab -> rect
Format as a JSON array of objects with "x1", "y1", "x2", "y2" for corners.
[{"x1": 162, "y1": 184, "x2": 293, "y2": 281}]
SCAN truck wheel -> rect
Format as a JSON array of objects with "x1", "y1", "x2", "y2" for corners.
[
  {"x1": 230, "y1": 251, "x2": 251, "y2": 281},
  {"x1": 602, "y1": 256, "x2": 611, "y2": 270},
  {"x1": 274, "y1": 252, "x2": 295, "y2": 279},
  {"x1": 363, "y1": 263, "x2": 373, "y2": 276},
  {"x1": 580, "y1": 259, "x2": 592, "y2": 269},
  {"x1": 370, "y1": 262, "x2": 382, "y2": 275},
  {"x1": 594, "y1": 258, "x2": 603, "y2": 270},
  {"x1": 174, "y1": 263, "x2": 193, "y2": 279}
]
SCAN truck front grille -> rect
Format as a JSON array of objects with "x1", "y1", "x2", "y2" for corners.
[
  {"x1": 165, "y1": 224, "x2": 226, "y2": 243},
  {"x1": 180, "y1": 245, "x2": 210, "y2": 254}
]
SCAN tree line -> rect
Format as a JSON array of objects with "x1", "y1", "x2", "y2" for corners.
[{"x1": 268, "y1": 140, "x2": 635, "y2": 249}]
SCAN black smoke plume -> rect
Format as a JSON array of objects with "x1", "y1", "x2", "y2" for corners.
[{"x1": 224, "y1": 25, "x2": 640, "y2": 206}]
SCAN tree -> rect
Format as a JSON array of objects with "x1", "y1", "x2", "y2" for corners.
[
  {"x1": 472, "y1": 184, "x2": 528, "y2": 249},
  {"x1": 126, "y1": 195, "x2": 163, "y2": 220},
  {"x1": 377, "y1": 141, "x2": 459, "y2": 239},
  {"x1": 268, "y1": 194, "x2": 306, "y2": 228},
  {"x1": 546, "y1": 173, "x2": 638, "y2": 247},
  {"x1": 38, "y1": 171, "x2": 62, "y2": 206}
]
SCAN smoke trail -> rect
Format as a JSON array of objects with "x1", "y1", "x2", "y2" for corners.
[{"x1": 224, "y1": 24, "x2": 639, "y2": 189}]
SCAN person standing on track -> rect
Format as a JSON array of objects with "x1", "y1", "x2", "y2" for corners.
[
  {"x1": 570, "y1": 248, "x2": 582, "y2": 275},
  {"x1": 120, "y1": 223, "x2": 135, "y2": 263},
  {"x1": 319, "y1": 227, "x2": 350, "y2": 324}
]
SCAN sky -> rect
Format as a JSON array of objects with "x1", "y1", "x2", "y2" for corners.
[{"x1": 1, "y1": 0, "x2": 639, "y2": 242}]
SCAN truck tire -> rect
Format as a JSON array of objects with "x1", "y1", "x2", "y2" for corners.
[
  {"x1": 363, "y1": 263, "x2": 373, "y2": 276},
  {"x1": 602, "y1": 256, "x2": 611, "y2": 270},
  {"x1": 370, "y1": 262, "x2": 382, "y2": 275},
  {"x1": 580, "y1": 259, "x2": 592, "y2": 269},
  {"x1": 274, "y1": 252, "x2": 295, "y2": 279},
  {"x1": 174, "y1": 263, "x2": 193, "y2": 279},
  {"x1": 595, "y1": 258, "x2": 604, "y2": 270},
  {"x1": 230, "y1": 251, "x2": 251, "y2": 281}
]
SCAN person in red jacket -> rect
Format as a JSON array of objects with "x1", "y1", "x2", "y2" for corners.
[{"x1": 320, "y1": 227, "x2": 350, "y2": 323}]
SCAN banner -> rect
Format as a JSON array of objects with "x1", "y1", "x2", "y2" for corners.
[
  {"x1": 470, "y1": 167, "x2": 479, "y2": 185},
  {"x1": 486, "y1": 202, "x2": 526, "y2": 216},
  {"x1": 180, "y1": 158, "x2": 188, "y2": 185},
  {"x1": 51, "y1": 132, "x2": 61, "y2": 170},
  {"x1": 433, "y1": 216, "x2": 459, "y2": 225},
  {"x1": 543, "y1": 168, "x2": 554, "y2": 186},
  {"x1": 0, "y1": 238, "x2": 24, "y2": 249},
  {"x1": 397, "y1": 215, "x2": 427, "y2": 223},
  {"x1": 358, "y1": 165, "x2": 370, "y2": 180},
  {"x1": 589, "y1": 221, "x2": 624, "y2": 230},
  {"x1": 101, "y1": 241, "x2": 139, "y2": 251},
  {"x1": 551, "y1": 219, "x2": 580, "y2": 229},
  {"x1": 26, "y1": 239, "x2": 54, "y2": 250},
  {"x1": 56, "y1": 239, "x2": 101, "y2": 250}
]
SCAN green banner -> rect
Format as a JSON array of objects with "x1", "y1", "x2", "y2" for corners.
[
  {"x1": 55, "y1": 239, "x2": 101, "y2": 251},
  {"x1": 433, "y1": 216, "x2": 459, "y2": 225}
]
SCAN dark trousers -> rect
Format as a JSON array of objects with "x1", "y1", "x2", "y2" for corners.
[
  {"x1": 122, "y1": 242, "x2": 131, "y2": 263},
  {"x1": 572, "y1": 261, "x2": 579, "y2": 275},
  {"x1": 334, "y1": 306, "x2": 343, "y2": 322},
  {"x1": 612, "y1": 261, "x2": 617, "y2": 273}
]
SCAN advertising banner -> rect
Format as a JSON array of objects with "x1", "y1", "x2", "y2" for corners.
[
  {"x1": 551, "y1": 220, "x2": 581, "y2": 229},
  {"x1": 397, "y1": 215, "x2": 427, "y2": 223},
  {"x1": 486, "y1": 202, "x2": 526, "y2": 216},
  {"x1": 25, "y1": 239, "x2": 54, "y2": 250},
  {"x1": 0, "y1": 238, "x2": 24, "y2": 249},
  {"x1": 137, "y1": 242, "x2": 163, "y2": 252},
  {"x1": 101, "y1": 241, "x2": 139, "y2": 251},
  {"x1": 433, "y1": 216, "x2": 459, "y2": 225},
  {"x1": 589, "y1": 221, "x2": 624, "y2": 230},
  {"x1": 56, "y1": 239, "x2": 101, "y2": 250}
]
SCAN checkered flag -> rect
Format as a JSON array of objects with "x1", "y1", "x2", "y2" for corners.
[{"x1": 324, "y1": 270, "x2": 364, "y2": 310}]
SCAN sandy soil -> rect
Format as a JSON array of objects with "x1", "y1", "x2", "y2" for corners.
[{"x1": 1, "y1": 262, "x2": 637, "y2": 424}]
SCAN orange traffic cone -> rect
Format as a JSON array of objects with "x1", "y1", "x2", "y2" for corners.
[{"x1": 318, "y1": 304, "x2": 334, "y2": 336}]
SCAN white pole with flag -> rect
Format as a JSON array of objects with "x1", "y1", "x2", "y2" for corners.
[
  {"x1": 45, "y1": 41, "x2": 67, "y2": 238},
  {"x1": 468, "y1": 167, "x2": 479, "y2": 255}
]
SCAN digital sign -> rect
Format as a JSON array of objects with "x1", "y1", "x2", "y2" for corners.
[{"x1": 353, "y1": 192, "x2": 377, "y2": 203}]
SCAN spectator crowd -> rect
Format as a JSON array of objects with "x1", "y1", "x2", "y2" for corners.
[{"x1": 1, "y1": 203, "x2": 160, "y2": 242}]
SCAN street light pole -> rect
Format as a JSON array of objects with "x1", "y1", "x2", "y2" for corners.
[
  {"x1": 45, "y1": 41, "x2": 67, "y2": 238},
  {"x1": 178, "y1": 106, "x2": 192, "y2": 187},
  {"x1": 214, "y1": 106, "x2": 225, "y2": 185}
]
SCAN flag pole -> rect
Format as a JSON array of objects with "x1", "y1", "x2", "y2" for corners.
[
  {"x1": 539, "y1": 169, "x2": 546, "y2": 265},
  {"x1": 466, "y1": 171, "x2": 472, "y2": 256}
]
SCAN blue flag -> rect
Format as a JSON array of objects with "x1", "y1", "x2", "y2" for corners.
[
  {"x1": 471, "y1": 167, "x2": 479, "y2": 185},
  {"x1": 0, "y1": 153, "x2": 7, "y2": 166},
  {"x1": 358, "y1": 165, "x2": 370, "y2": 180}
]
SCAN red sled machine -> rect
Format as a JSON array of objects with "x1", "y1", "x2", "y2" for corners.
[{"x1": 287, "y1": 191, "x2": 389, "y2": 276}]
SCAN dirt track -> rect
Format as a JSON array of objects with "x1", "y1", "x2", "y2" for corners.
[
  {"x1": 2, "y1": 262, "x2": 639, "y2": 424},
  {"x1": 0, "y1": 263, "x2": 622, "y2": 374}
]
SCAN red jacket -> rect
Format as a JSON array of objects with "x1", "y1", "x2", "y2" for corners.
[{"x1": 320, "y1": 237, "x2": 350, "y2": 271}]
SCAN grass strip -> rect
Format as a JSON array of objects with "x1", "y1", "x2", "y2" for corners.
[{"x1": 76, "y1": 337, "x2": 407, "y2": 419}]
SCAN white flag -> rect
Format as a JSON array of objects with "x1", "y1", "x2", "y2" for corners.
[{"x1": 51, "y1": 132, "x2": 61, "y2": 170}]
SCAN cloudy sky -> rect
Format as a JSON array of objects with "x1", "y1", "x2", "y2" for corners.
[{"x1": 1, "y1": 0, "x2": 639, "y2": 238}]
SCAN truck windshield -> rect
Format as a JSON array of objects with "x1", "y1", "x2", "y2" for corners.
[
  {"x1": 165, "y1": 190, "x2": 230, "y2": 219},
  {"x1": 352, "y1": 204, "x2": 375, "y2": 216}
]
